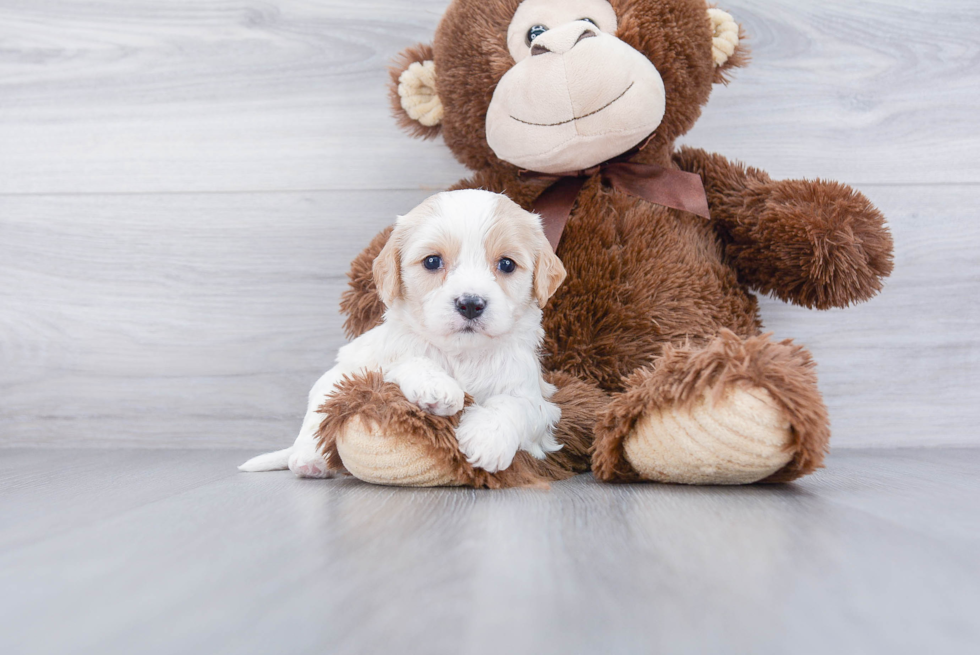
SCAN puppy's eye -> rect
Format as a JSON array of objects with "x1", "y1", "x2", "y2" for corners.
[
  {"x1": 422, "y1": 255, "x2": 443, "y2": 271},
  {"x1": 527, "y1": 25, "x2": 548, "y2": 44},
  {"x1": 580, "y1": 17, "x2": 597, "y2": 26},
  {"x1": 497, "y1": 257, "x2": 517, "y2": 274}
]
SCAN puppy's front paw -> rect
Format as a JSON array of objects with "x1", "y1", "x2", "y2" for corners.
[
  {"x1": 401, "y1": 375, "x2": 465, "y2": 416},
  {"x1": 455, "y1": 408, "x2": 519, "y2": 473},
  {"x1": 288, "y1": 447, "x2": 335, "y2": 479}
]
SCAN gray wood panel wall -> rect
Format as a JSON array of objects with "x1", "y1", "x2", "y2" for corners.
[{"x1": 1, "y1": 0, "x2": 978, "y2": 450}]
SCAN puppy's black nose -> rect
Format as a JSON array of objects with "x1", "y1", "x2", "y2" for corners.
[{"x1": 455, "y1": 295, "x2": 486, "y2": 320}]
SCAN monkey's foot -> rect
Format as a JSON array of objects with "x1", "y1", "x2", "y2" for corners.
[{"x1": 593, "y1": 330, "x2": 830, "y2": 485}]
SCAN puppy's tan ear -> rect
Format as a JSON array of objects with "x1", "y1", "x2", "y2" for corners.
[
  {"x1": 388, "y1": 43, "x2": 443, "y2": 139},
  {"x1": 372, "y1": 234, "x2": 402, "y2": 306},
  {"x1": 534, "y1": 245, "x2": 567, "y2": 308}
]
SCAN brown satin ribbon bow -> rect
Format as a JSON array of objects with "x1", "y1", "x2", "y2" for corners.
[{"x1": 528, "y1": 160, "x2": 712, "y2": 250}]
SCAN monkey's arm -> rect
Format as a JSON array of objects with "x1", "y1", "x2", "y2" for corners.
[{"x1": 673, "y1": 146, "x2": 894, "y2": 309}]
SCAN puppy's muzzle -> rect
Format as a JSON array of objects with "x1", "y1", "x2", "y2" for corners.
[{"x1": 455, "y1": 294, "x2": 487, "y2": 320}]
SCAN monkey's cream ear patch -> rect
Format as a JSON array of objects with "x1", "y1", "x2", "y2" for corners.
[
  {"x1": 708, "y1": 8, "x2": 740, "y2": 67},
  {"x1": 398, "y1": 60, "x2": 444, "y2": 127}
]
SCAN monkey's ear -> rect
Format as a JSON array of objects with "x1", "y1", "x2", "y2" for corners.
[
  {"x1": 708, "y1": 8, "x2": 749, "y2": 84},
  {"x1": 388, "y1": 43, "x2": 443, "y2": 139}
]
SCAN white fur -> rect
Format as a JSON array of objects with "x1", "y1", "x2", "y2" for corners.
[{"x1": 239, "y1": 190, "x2": 562, "y2": 477}]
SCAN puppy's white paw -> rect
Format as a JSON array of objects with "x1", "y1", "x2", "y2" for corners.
[
  {"x1": 401, "y1": 374, "x2": 465, "y2": 416},
  {"x1": 455, "y1": 408, "x2": 520, "y2": 473},
  {"x1": 288, "y1": 447, "x2": 335, "y2": 479},
  {"x1": 522, "y1": 431, "x2": 563, "y2": 460}
]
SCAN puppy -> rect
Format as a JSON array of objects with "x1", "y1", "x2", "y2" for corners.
[{"x1": 240, "y1": 189, "x2": 567, "y2": 478}]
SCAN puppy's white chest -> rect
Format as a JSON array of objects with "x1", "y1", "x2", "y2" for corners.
[{"x1": 437, "y1": 348, "x2": 521, "y2": 404}]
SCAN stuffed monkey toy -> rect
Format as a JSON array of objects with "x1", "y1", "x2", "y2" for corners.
[{"x1": 315, "y1": 0, "x2": 894, "y2": 487}]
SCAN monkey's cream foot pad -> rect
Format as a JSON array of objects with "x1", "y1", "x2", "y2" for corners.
[
  {"x1": 335, "y1": 417, "x2": 462, "y2": 487},
  {"x1": 623, "y1": 386, "x2": 795, "y2": 485}
]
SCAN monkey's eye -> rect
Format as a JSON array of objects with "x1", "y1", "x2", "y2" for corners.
[
  {"x1": 498, "y1": 257, "x2": 517, "y2": 274},
  {"x1": 527, "y1": 25, "x2": 548, "y2": 44},
  {"x1": 423, "y1": 255, "x2": 443, "y2": 271}
]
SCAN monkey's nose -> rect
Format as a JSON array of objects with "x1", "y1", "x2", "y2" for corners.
[
  {"x1": 455, "y1": 295, "x2": 487, "y2": 320},
  {"x1": 531, "y1": 25, "x2": 597, "y2": 56}
]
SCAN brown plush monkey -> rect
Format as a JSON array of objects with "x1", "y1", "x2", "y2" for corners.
[{"x1": 317, "y1": 0, "x2": 894, "y2": 487}]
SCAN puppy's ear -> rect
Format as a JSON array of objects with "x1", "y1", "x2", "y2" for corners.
[
  {"x1": 372, "y1": 233, "x2": 402, "y2": 306},
  {"x1": 389, "y1": 43, "x2": 443, "y2": 139},
  {"x1": 533, "y1": 245, "x2": 567, "y2": 308}
]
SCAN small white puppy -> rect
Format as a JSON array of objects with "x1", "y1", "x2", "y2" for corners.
[{"x1": 240, "y1": 189, "x2": 567, "y2": 477}]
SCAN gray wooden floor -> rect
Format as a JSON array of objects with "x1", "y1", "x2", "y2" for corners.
[
  {"x1": 2, "y1": 2, "x2": 980, "y2": 653},
  {"x1": 1, "y1": 448, "x2": 978, "y2": 655}
]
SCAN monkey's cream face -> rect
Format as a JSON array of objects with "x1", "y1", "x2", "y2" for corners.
[{"x1": 485, "y1": 0, "x2": 666, "y2": 174}]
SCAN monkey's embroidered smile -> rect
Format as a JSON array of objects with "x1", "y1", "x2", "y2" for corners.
[{"x1": 509, "y1": 82, "x2": 635, "y2": 127}]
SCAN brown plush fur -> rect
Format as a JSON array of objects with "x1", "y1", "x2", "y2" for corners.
[
  {"x1": 317, "y1": 371, "x2": 604, "y2": 488},
  {"x1": 338, "y1": 0, "x2": 893, "y2": 485},
  {"x1": 340, "y1": 226, "x2": 392, "y2": 340},
  {"x1": 673, "y1": 147, "x2": 894, "y2": 309}
]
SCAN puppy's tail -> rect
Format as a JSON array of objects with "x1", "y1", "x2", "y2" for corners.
[{"x1": 238, "y1": 447, "x2": 292, "y2": 472}]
